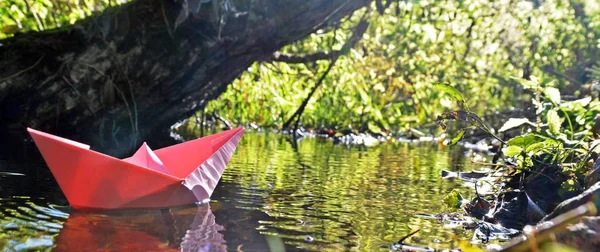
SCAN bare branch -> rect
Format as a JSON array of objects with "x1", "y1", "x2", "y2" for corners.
[
  {"x1": 269, "y1": 51, "x2": 337, "y2": 63},
  {"x1": 282, "y1": 13, "x2": 370, "y2": 130},
  {"x1": 0, "y1": 55, "x2": 45, "y2": 83}
]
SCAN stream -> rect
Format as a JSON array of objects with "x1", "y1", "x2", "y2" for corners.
[{"x1": 0, "y1": 131, "x2": 478, "y2": 251}]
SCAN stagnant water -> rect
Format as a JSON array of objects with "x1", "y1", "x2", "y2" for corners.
[{"x1": 0, "y1": 131, "x2": 477, "y2": 251}]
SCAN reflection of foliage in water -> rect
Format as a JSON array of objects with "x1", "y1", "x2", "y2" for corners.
[
  {"x1": 0, "y1": 198, "x2": 68, "y2": 251},
  {"x1": 214, "y1": 133, "x2": 477, "y2": 251}
]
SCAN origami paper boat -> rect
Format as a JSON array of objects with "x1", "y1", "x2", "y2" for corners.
[{"x1": 27, "y1": 127, "x2": 244, "y2": 211}]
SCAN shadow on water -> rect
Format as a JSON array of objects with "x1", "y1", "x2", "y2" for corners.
[{"x1": 1, "y1": 131, "x2": 475, "y2": 251}]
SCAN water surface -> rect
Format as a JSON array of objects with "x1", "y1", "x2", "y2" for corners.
[{"x1": 0, "y1": 132, "x2": 475, "y2": 251}]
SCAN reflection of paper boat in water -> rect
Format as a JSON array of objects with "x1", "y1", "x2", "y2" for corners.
[
  {"x1": 27, "y1": 127, "x2": 244, "y2": 211},
  {"x1": 55, "y1": 204, "x2": 227, "y2": 251}
]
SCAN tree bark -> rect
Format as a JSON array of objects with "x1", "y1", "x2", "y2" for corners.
[{"x1": 0, "y1": 0, "x2": 369, "y2": 156}]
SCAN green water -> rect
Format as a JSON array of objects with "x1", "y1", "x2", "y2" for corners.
[{"x1": 0, "y1": 132, "x2": 475, "y2": 251}]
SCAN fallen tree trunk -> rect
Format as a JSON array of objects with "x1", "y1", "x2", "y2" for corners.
[{"x1": 0, "y1": 0, "x2": 369, "y2": 156}]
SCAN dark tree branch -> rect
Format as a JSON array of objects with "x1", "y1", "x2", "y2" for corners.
[
  {"x1": 283, "y1": 57, "x2": 337, "y2": 130},
  {"x1": 0, "y1": 0, "x2": 371, "y2": 156},
  {"x1": 268, "y1": 8, "x2": 368, "y2": 65},
  {"x1": 211, "y1": 111, "x2": 232, "y2": 130}
]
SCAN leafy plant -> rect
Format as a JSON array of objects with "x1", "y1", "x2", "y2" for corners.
[
  {"x1": 435, "y1": 83, "x2": 502, "y2": 145},
  {"x1": 201, "y1": 0, "x2": 600, "y2": 134}
]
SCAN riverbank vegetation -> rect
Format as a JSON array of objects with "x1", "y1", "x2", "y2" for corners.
[
  {"x1": 198, "y1": 0, "x2": 600, "y2": 135},
  {"x1": 432, "y1": 76, "x2": 600, "y2": 251}
]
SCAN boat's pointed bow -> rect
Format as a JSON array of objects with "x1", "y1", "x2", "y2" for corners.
[
  {"x1": 182, "y1": 127, "x2": 244, "y2": 202},
  {"x1": 27, "y1": 128, "x2": 90, "y2": 150},
  {"x1": 26, "y1": 128, "x2": 92, "y2": 207}
]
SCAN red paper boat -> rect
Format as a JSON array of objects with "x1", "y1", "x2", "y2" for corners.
[{"x1": 27, "y1": 127, "x2": 244, "y2": 211}]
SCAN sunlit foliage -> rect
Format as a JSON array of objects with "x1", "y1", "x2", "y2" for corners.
[
  {"x1": 0, "y1": 0, "x2": 130, "y2": 39},
  {"x1": 204, "y1": 0, "x2": 600, "y2": 133},
  {"x1": 3, "y1": 0, "x2": 600, "y2": 133}
]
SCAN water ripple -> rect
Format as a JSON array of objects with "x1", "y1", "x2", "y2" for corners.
[
  {"x1": 1, "y1": 133, "x2": 476, "y2": 251},
  {"x1": 0, "y1": 197, "x2": 69, "y2": 251},
  {"x1": 217, "y1": 134, "x2": 476, "y2": 251}
]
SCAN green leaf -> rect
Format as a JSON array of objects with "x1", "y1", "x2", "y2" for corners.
[
  {"x1": 507, "y1": 133, "x2": 545, "y2": 149},
  {"x1": 450, "y1": 130, "x2": 466, "y2": 145},
  {"x1": 558, "y1": 178, "x2": 576, "y2": 199},
  {"x1": 443, "y1": 189, "x2": 465, "y2": 210},
  {"x1": 512, "y1": 76, "x2": 540, "y2": 90},
  {"x1": 368, "y1": 122, "x2": 381, "y2": 134},
  {"x1": 562, "y1": 96, "x2": 591, "y2": 108},
  {"x1": 503, "y1": 145, "x2": 523, "y2": 156},
  {"x1": 525, "y1": 139, "x2": 559, "y2": 153},
  {"x1": 547, "y1": 109, "x2": 563, "y2": 134},
  {"x1": 435, "y1": 83, "x2": 465, "y2": 107},
  {"x1": 357, "y1": 86, "x2": 370, "y2": 104},
  {"x1": 498, "y1": 118, "x2": 533, "y2": 132},
  {"x1": 544, "y1": 87, "x2": 561, "y2": 104}
]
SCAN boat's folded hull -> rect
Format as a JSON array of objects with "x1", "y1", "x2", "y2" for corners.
[{"x1": 27, "y1": 127, "x2": 244, "y2": 211}]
